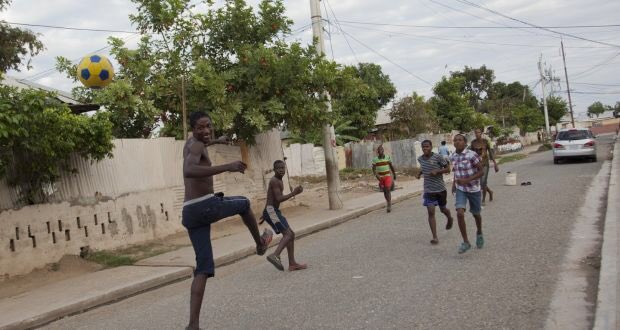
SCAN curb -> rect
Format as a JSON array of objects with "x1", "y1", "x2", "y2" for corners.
[
  {"x1": 593, "y1": 138, "x2": 619, "y2": 329},
  {"x1": 1, "y1": 267, "x2": 192, "y2": 330}
]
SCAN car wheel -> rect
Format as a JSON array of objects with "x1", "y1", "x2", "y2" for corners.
[
  {"x1": 591, "y1": 156, "x2": 597, "y2": 162},
  {"x1": 554, "y1": 158, "x2": 559, "y2": 164}
]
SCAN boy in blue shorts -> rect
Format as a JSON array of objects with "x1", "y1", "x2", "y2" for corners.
[
  {"x1": 263, "y1": 160, "x2": 307, "y2": 271},
  {"x1": 416, "y1": 140, "x2": 453, "y2": 244},
  {"x1": 450, "y1": 134, "x2": 485, "y2": 254},
  {"x1": 182, "y1": 112, "x2": 273, "y2": 330}
]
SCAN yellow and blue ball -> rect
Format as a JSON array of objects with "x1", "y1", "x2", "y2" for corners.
[{"x1": 76, "y1": 54, "x2": 114, "y2": 89}]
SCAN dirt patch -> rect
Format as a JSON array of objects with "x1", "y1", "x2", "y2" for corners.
[{"x1": 0, "y1": 255, "x2": 103, "y2": 299}]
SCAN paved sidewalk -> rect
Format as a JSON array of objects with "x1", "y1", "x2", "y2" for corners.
[
  {"x1": 0, "y1": 180, "x2": 424, "y2": 330},
  {"x1": 594, "y1": 135, "x2": 619, "y2": 329}
]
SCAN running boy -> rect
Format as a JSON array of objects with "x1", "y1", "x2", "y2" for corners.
[
  {"x1": 263, "y1": 160, "x2": 307, "y2": 271},
  {"x1": 372, "y1": 144, "x2": 396, "y2": 212},
  {"x1": 416, "y1": 140, "x2": 453, "y2": 244},
  {"x1": 450, "y1": 134, "x2": 485, "y2": 254}
]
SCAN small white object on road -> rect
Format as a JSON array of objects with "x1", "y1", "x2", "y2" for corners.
[{"x1": 505, "y1": 172, "x2": 517, "y2": 186}]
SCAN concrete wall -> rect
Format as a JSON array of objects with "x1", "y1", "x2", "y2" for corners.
[
  {"x1": 282, "y1": 144, "x2": 345, "y2": 177},
  {"x1": 0, "y1": 130, "x2": 286, "y2": 279}
]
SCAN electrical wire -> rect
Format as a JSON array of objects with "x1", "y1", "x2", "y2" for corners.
[
  {"x1": 3, "y1": 21, "x2": 139, "y2": 34},
  {"x1": 324, "y1": 0, "x2": 359, "y2": 63}
]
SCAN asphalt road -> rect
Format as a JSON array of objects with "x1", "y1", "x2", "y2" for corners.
[{"x1": 43, "y1": 135, "x2": 616, "y2": 330}]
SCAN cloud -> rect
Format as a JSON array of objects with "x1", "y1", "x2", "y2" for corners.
[{"x1": 2, "y1": 0, "x2": 619, "y2": 116}]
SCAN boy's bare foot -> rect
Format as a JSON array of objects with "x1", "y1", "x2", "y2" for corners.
[
  {"x1": 387, "y1": 204, "x2": 392, "y2": 213},
  {"x1": 267, "y1": 254, "x2": 284, "y2": 271},
  {"x1": 288, "y1": 263, "x2": 307, "y2": 271},
  {"x1": 489, "y1": 190, "x2": 494, "y2": 201},
  {"x1": 430, "y1": 239, "x2": 439, "y2": 245},
  {"x1": 257, "y1": 228, "x2": 273, "y2": 256}
]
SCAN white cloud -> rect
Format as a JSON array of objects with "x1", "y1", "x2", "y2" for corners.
[{"x1": 1, "y1": 0, "x2": 619, "y2": 116}]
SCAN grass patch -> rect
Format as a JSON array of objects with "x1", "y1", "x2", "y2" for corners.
[
  {"x1": 537, "y1": 143, "x2": 552, "y2": 152},
  {"x1": 497, "y1": 153, "x2": 527, "y2": 165},
  {"x1": 84, "y1": 251, "x2": 136, "y2": 268},
  {"x1": 339, "y1": 168, "x2": 373, "y2": 180},
  {"x1": 82, "y1": 239, "x2": 190, "y2": 268}
]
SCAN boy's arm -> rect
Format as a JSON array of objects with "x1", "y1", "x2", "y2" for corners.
[
  {"x1": 272, "y1": 180, "x2": 302, "y2": 203},
  {"x1": 389, "y1": 162, "x2": 397, "y2": 180},
  {"x1": 183, "y1": 141, "x2": 243, "y2": 178},
  {"x1": 372, "y1": 163, "x2": 380, "y2": 180},
  {"x1": 486, "y1": 140, "x2": 499, "y2": 172}
]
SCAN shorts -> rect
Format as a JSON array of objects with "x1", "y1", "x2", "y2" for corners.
[
  {"x1": 378, "y1": 176, "x2": 394, "y2": 191},
  {"x1": 480, "y1": 165, "x2": 490, "y2": 187},
  {"x1": 262, "y1": 205, "x2": 290, "y2": 234},
  {"x1": 182, "y1": 194, "x2": 251, "y2": 277},
  {"x1": 423, "y1": 190, "x2": 448, "y2": 208},
  {"x1": 455, "y1": 189, "x2": 482, "y2": 215}
]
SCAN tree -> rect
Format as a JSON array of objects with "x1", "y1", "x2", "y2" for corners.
[
  {"x1": 450, "y1": 65, "x2": 495, "y2": 111},
  {"x1": 332, "y1": 63, "x2": 396, "y2": 138},
  {"x1": 483, "y1": 81, "x2": 538, "y2": 128},
  {"x1": 587, "y1": 101, "x2": 606, "y2": 118},
  {"x1": 58, "y1": 0, "x2": 368, "y2": 143},
  {"x1": 388, "y1": 92, "x2": 438, "y2": 139},
  {"x1": 513, "y1": 104, "x2": 544, "y2": 135},
  {"x1": 0, "y1": 85, "x2": 114, "y2": 204},
  {"x1": 287, "y1": 118, "x2": 360, "y2": 146},
  {"x1": 429, "y1": 76, "x2": 494, "y2": 132},
  {"x1": 544, "y1": 96, "x2": 568, "y2": 126},
  {"x1": 0, "y1": 0, "x2": 44, "y2": 74},
  {"x1": 614, "y1": 101, "x2": 620, "y2": 118}
]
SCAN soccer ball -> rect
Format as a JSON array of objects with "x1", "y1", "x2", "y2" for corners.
[{"x1": 76, "y1": 54, "x2": 114, "y2": 89}]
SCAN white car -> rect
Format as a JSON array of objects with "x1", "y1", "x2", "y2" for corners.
[{"x1": 552, "y1": 128, "x2": 597, "y2": 164}]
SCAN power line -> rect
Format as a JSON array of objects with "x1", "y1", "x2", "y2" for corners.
[
  {"x1": 337, "y1": 22, "x2": 600, "y2": 50},
  {"x1": 336, "y1": 20, "x2": 620, "y2": 30},
  {"x1": 324, "y1": 0, "x2": 359, "y2": 63},
  {"x1": 337, "y1": 28, "x2": 432, "y2": 85},
  {"x1": 570, "y1": 52, "x2": 620, "y2": 79},
  {"x1": 572, "y1": 82, "x2": 620, "y2": 87},
  {"x1": 3, "y1": 21, "x2": 139, "y2": 34},
  {"x1": 454, "y1": 0, "x2": 620, "y2": 48}
]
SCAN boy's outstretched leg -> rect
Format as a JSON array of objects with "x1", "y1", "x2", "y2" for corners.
[
  {"x1": 440, "y1": 206, "x2": 453, "y2": 230},
  {"x1": 456, "y1": 208, "x2": 471, "y2": 254},
  {"x1": 385, "y1": 188, "x2": 392, "y2": 212},
  {"x1": 284, "y1": 229, "x2": 307, "y2": 271},
  {"x1": 239, "y1": 205, "x2": 271, "y2": 255},
  {"x1": 474, "y1": 214, "x2": 484, "y2": 249},
  {"x1": 427, "y1": 206, "x2": 438, "y2": 244},
  {"x1": 267, "y1": 228, "x2": 294, "y2": 271}
]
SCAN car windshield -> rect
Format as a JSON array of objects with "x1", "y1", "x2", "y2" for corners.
[{"x1": 557, "y1": 130, "x2": 591, "y2": 141}]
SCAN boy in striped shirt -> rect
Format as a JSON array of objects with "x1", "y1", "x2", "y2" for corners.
[
  {"x1": 416, "y1": 140, "x2": 454, "y2": 245},
  {"x1": 372, "y1": 145, "x2": 396, "y2": 213}
]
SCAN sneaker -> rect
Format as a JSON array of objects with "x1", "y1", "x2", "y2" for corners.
[
  {"x1": 476, "y1": 234, "x2": 484, "y2": 249},
  {"x1": 267, "y1": 254, "x2": 284, "y2": 271},
  {"x1": 458, "y1": 242, "x2": 471, "y2": 254}
]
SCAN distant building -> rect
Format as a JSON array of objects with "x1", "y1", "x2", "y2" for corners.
[{"x1": 1, "y1": 75, "x2": 99, "y2": 114}]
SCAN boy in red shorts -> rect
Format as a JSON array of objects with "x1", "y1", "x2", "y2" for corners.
[{"x1": 372, "y1": 144, "x2": 396, "y2": 212}]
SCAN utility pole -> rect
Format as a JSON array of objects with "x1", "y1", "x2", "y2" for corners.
[
  {"x1": 181, "y1": 77, "x2": 188, "y2": 140},
  {"x1": 561, "y1": 40, "x2": 576, "y2": 128},
  {"x1": 309, "y1": 0, "x2": 342, "y2": 210},
  {"x1": 538, "y1": 55, "x2": 551, "y2": 136}
]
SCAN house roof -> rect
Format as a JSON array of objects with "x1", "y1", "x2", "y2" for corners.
[
  {"x1": 1, "y1": 75, "x2": 99, "y2": 114},
  {"x1": 375, "y1": 106, "x2": 392, "y2": 126}
]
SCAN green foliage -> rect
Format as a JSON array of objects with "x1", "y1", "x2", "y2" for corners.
[
  {"x1": 497, "y1": 153, "x2": 527, "y2": 165},
  {"x1": 587, "y1": 101, "x2": 607, "y2": 118},
  {"x1": 389, "y1": 92, "x2": 438, "y2": 138},
  {"x1": 332, "y1": 63, "x2": 396, "y2": 138},
  {"x1": 288, "y1": 118, "x2": 360, "y2": 146},
  {"x1": 0, "y1": 85, "x2": 114, "y2": 204},
  {"x1": 430, "y1": 76, "x2": 494, "y2": 132},
  {"x1": 544, "y1": 96, "x2": 568, "y2": 126},
  {"x1": 450, "y1": 65, "x2": 495, "y2": 111},
  {"x1": 0, "y1": 0, "x2": 44, "y2": 73},
  {"x1": 513, "y1": 104, "x2": 544, "y2": 134}
]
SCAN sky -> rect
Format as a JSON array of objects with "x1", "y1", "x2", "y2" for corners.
[{"x1": 2, "y1": 0, "x2": 619, "y2": 120}]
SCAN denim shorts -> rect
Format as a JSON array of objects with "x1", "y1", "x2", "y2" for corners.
[
  {"x1": 455, "y1": 189, "x2": 482, "y2": 215},
  {"x1": 182, "y1": 194, "x2": 251, "y2": 276},
  {"x1": 262, "y1": 205, "x2": 290, "y2": 234}
]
